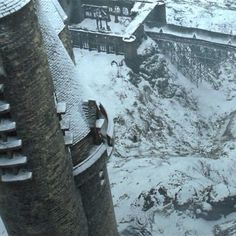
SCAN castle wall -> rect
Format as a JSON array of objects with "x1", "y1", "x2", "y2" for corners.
[
  {"x1": 71, "y1": 133, "x2": 94, "y2": 165},
  {"x1": 0, "y1": 1, "x2": 88, "y2": 235},
  {"x1": 74, "y1": 148, "x2": 118, "y2": 236},
  {"x1": 59, "y1": 26, "x2": 76, "y2": 62},
  {"x1": 148, "y1": 31, "x2": 236, "y2": 88},
  {"x1": 123, "y1": 35, "x2": 139, "y2": 71},
  {"x1": 70, "y1": 29, "x2": 125, "y2": 54},
  {"x1": 81, "y1": 0, "x2": 134, "y2": 9},
  {"x1": 36, "y1": 0, "x2": 91, "y2": 144}
]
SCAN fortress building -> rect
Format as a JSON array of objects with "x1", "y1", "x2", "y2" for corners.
[
  {"x1": 63, "y1": 0, "x2": 166, "y2": 70},
  {"x1": 1, "y1": 0, "x2": 234, "y2": 235},
  {"x1": 0, "y1": 0, "x2": 117, "y2": 235}
]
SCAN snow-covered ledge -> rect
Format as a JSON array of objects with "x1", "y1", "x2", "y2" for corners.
[{"x1": 73, "y1": 144, "x2": 107, "y2": 176}]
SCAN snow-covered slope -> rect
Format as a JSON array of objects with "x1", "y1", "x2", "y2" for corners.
[
  {"x1": 165, "y1": 0, "x2": 236, "y2": 34},
  {"x1": 74, "y1": 37, "x2": 236, "y2": 235},
  {"x1": 1, "y1": 1, "x2": 236, "y2": 235}
]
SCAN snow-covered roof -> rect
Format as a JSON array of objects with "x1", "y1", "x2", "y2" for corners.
[
  {"x1": 38, "y1": 0, "x2": 65, "y2": 34},
  {"x1": 0, "y1": 0, "x2": 31, "y2": 19},
  {"x1": 165, "y1": 0, "x2": 236, "y2": 35},
  {"x1": 70, "y1": 16, "x2": 128, "y2": 38},
  {"x1": 145, "y1": 24, "x2": 236, "y2": 48},
  {"x1": 72, "y1": 1, "x2": 158, "y2": 38},
  {"x1": 36, "y1": 0, "x2": 90, "y2": 144},
  {"x1": 125, "y1": 1, "x2": 158, "y2": 37},
  {"x1": 51, "y1": 0, "x2": 68, "y2": 23}
]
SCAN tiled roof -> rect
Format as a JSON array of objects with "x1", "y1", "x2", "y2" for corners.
[
  {"x1": 36, "y1": 0, "x2": 91, "y2": 144},
  {"x1": 38, "y1": 0, "x2": 65, "y2": 34},
  {"x1": 0, "y1": 0, "x2": 31, "y2": 19}
]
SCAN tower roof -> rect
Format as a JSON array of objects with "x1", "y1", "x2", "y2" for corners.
[
  {"x1": 0, "y1": 0, "x2": 31, "y2": 19},
  {"x1": 37, "y1": 0, "x2": 91, "y2": 144}
]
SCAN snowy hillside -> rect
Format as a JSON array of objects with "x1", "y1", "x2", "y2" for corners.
[
  {"x1": 1, "y1": 0, "x2": 236, "y2": 235},
  {"x1": 165, "y1": 0, "x2": 236, "y2": 34},
  {"x1": 74, "y1": 35, "x2": 236, "y2": 235}
]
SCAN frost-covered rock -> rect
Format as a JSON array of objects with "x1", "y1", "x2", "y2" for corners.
[{"x1": 214, "y1": 220, "x2": 236, "y2": 236}]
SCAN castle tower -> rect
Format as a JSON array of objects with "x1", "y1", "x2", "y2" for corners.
[
  {"x1": 37, "y1": 0, "x2": 119, "y2": 234},
  {"x1": 0, "y1": 0, "x2": 88, "y2": 235},
  {"x1": 123, "y1": 35, "x2": 138, "y2": 71}
]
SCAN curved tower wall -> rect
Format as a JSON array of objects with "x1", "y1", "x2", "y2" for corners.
[
  {"x1": 74, "y1": 150, "x2": 118, "y2": 236},
  {"x1": 123, "y1": 35, "x2": 138, "y2": 71},
  {"x1": 0, "y1": 1, "x2": 88, "y2": 235},
  {"x1": 37, "y1": 1, "x2": 119, "y2": 234},
  {"x1": 36, "y1": 0, "x2": 91, "y2": 144}
]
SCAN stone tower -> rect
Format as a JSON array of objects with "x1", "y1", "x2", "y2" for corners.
[
  {"x1": 0, "y1": 0, "x2": 88, "y2": 235},
  {"x1": 0, "y1": 0, "x2": 118, "y2": 235}
]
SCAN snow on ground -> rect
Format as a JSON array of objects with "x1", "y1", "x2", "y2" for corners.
[
  {"x1": 75, "y1": 0, "x2": 236, "y2": 36},
  {"x1": 165, "y1": 0, "x2": 236, "y2": 34},
  {"x1": 1, "y1": 1, "x2": 235, "y2": 235},
  {"x1": 72, "y1": 15, "x2": 131, "y2": 35},
  {"x1": 72, "y1": 1, "x2": 156, "y2": 38},
  {"x1": 74, "y1": 48, "x2": 132, "y2": 117},
  {"x1": 74, "y1": 43, "x2": 236, "y2": 235}
]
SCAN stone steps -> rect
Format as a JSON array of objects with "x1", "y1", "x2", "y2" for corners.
[
  {"x1": 82, "y1": 100, "x2": 97, "y2": 126},
  {"x1": 0, "y1": 138, "x2": 22, "y2": 152},
  {"x1": 0, "y1": 119, "x2": 16, "y2": 133},
  {"x1": 64, "y1": 131, "x2": 73, "y2": 146},
  {"x1": 0, "y1": 154, "x2": 27, "y2": 167},
  {"x1": 0, "y1": 102, "x2": 10, "y2": 114},
  {"x1": 60, "y1": 118, "x2": 70, "y2": 131},
  {"x1": 0, "y1": 86, "x2": 32, "y2": 182},
  {"x1": 56, "y1": 102, "x2": 66, "y2": 114},
  {"x1": 1, "y1": 170, "x2": 32, "y2": 183},
  {"x1": 55, "y1": 101, "x2": 74, "y2": 146}
]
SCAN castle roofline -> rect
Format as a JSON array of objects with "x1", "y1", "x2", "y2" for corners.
[
  {"x1": 36, "y1": 0, "x2": 91, "y2": 144},
  {"x1": 0, "y1": 0, "x2": 31, "y2": 19}
]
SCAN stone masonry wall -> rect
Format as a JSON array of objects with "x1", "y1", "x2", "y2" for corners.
[
  {"x1": 75, "y1": 151, "x2": 118, "y2": 236},
  {"x1": 0, "y1": 1, "x2": 88, "y2": 235},
  {"x1": 59, "y1": 26, "x2": 75, "y2": 63}
]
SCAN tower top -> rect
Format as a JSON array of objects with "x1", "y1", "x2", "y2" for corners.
[{"x1": 0, "y1": 0, "x2": 31, "y2": 19}]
